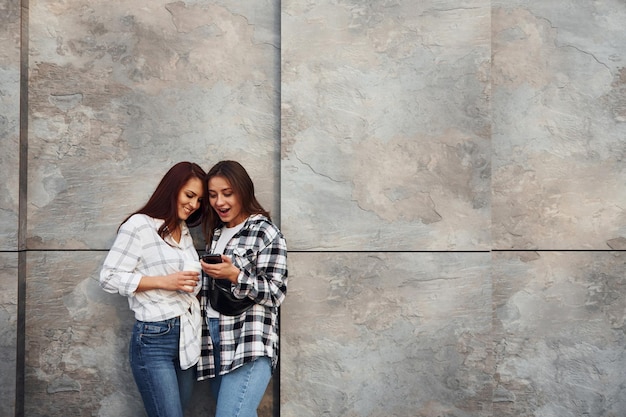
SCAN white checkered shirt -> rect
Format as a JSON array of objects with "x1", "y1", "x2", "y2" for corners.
[{"x1": 100, "y1": 213, "x2": 202, "y2": 369}]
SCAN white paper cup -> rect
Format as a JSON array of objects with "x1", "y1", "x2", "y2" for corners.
[
  {"x1": 183, "y1": 260, "x2": 202, "y2": 291},
  {"x1": 183, "y1": 260, "x2": 202, "y2": 273}
]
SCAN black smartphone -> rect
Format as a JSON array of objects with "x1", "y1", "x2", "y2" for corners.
[{"x1": 201, "y1": 254, "x2": 222, "y2": 264}]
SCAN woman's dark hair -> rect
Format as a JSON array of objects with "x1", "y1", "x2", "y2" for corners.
[
  {"x1": 202, "y1": 160, "x2": 270, "y2": 243},
  {"x1": 122, "y1": 161, "x2": 207, "y2": 239}
]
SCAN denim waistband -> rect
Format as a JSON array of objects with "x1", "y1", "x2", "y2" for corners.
[{"x1": 136, "y1": 317, "x2": 180, "y2": 325}]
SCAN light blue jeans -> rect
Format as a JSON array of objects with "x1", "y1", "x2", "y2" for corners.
[
  {"x1": 129, "y1": 317, "x2": 195, "y2": 417},
  {"x1": 208, "y1": 318, "x2": 272, "y2": 417}
]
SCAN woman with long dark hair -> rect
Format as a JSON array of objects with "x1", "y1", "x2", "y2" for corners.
[
  {"x1": 197, "y1": 160, "x2": 288, "y2": 417},
  {"x1": 100, "y1": 161, "x2": 208, "y2": 417}
]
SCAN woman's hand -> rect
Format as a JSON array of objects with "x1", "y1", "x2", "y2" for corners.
[
  {"x1": 200, "y1": 255, "x2": 240, "y2": 284},
  {"x1": 136, "y1": 271, "x2": 200, "y2": 293}
]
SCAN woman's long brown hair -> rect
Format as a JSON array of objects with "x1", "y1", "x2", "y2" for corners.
[{"x1": 122, "y1": 161, "x2": 208, "y2": 239}]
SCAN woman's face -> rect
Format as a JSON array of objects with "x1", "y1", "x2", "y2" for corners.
[
  {"x1": 208, "y1": 175, "x2": 247, "y2": 227},
  {"x1": 177, "y1": 177, "x2": 204, "y2": 221}
]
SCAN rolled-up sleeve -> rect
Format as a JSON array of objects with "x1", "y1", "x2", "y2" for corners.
[{"x1": 100, "y1": 222, "x2": 144, "y2": 297}]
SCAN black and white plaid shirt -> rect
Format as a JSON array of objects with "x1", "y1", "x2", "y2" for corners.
[{"x1": 197, "y1": 214, "x2": 288, "y2": 379}]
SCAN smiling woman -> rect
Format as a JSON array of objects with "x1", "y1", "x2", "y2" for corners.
[
  {"x1": 99, "y1": 161, "x2": 208, "y2": 417},
  {"x1": 173, "y1": 177, "x2": 204, "y2": 242}
]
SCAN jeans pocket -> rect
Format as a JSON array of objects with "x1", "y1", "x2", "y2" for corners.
[{"x1": 139, "y1": 321, "x2": 173, "y2": 345}]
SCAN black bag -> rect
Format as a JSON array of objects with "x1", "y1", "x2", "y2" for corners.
[{"x1": 208, "y1": 277, "x2": 254, "y2": 316}]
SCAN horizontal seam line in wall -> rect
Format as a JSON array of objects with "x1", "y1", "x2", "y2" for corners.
[
  {"x1": 291, "y1": 250, "x2": 490, "y2": 253},
  {"x1": 290, "y1": 249, "x2": 624, "y2": 253},
  {"x1": 287, "y1": 249, "x2": 491, "y2": 253},
  {"x1": 492, "y1": 249, "x2": 625, "y2": 252},
  {"x1": 1, "y1": 249, "x2": 623, "y2": 253},
  {"x1": 3, "y1": 249, "x2": 113, "y2": 253}
]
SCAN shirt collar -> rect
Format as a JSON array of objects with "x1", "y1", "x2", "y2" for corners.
[{"x1": 154, "y1": 218, "x2": 189, "y2": 246}]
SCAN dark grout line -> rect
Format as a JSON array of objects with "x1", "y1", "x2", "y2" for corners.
[
  {"x1": 2, "y1": 249, "x2": 623, "y2": 254},
  {"x1": 492, "y1": 249, "x2": 624, "y2": 252}
]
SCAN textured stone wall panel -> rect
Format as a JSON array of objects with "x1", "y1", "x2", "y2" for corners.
[
  {"x1": 493, "y1": 251, "x2": 626, "y2": 417},
  {"x1": 492, "y1": 1, "x2": 626, "y2": 249},
  {"x1": 0, "y1": 0, "x2": 21, "y2": 251},
  {"x1": 281, "y1": 0, "x2": 491, "y2": 251},
  {"x1": 27, "y1": 0, "x2": 280, "y2": 250},
  {"x1": 24, "y1": 252, "x2": 142, "y2": 416},
  {"x1": 0, "y1": 254, "x2": 18, "y2": 417},
  {"x1": 281, "y1": 252, "x2": 493, "y2": 417},
  {"x1": 1, "y1": 1, "x2": 21, "y2": 414}
]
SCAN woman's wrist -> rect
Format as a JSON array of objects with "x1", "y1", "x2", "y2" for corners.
[
  {"x1": 138, "y1": 274, "x2": 172, "y2": 292},
  {"x1": 229, "y1": 265, "x2": 241, "y2": 284}
]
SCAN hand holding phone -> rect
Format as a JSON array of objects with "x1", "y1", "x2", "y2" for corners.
[
  {"x1": 201, "y1": 253, "x2": 239, "y2": 284},
  {"x1": 201, "y1": 254, "x2": 222, "y2": 264}
]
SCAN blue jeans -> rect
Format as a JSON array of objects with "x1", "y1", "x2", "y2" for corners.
[
  {"x1": 208, "y1": 318, "x2": 272, "y2": 417},
  {"x1": 129, "y1": 317, "x2": 195, "y2": 417}
]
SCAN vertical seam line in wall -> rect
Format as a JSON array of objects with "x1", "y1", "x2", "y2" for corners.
[
  {"x1": 16, "y1": 0, "x2": 29, "y2": 416},
  {"x1": 275, "y1": 2, "x2": 282, "y2": 415}
]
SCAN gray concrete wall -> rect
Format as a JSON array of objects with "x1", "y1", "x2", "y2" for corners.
[
  {"x1": 1, "y1": 1, "x2": 21, "y2": 417},
  {"x1": 1, "y1": 0, "x2": 625, "y2": 416}
]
